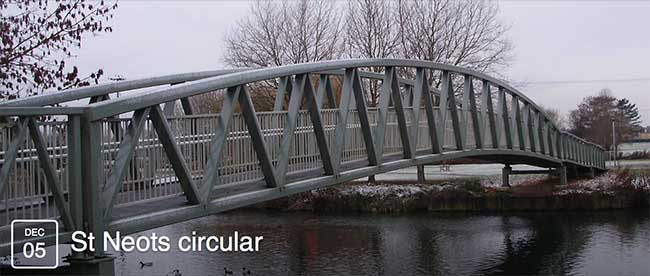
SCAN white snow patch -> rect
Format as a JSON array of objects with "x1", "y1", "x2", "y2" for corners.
[
  {"x1": 337, "y1": 184, "x2": 433, "y2": 198},
  {"x1": 555, "y1": 171, "x2": 649, "y2": 195}
]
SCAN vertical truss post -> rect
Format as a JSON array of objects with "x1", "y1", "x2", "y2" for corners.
[
  {"x1": 498, "y1": 87, "x2": 513, "y2": 149},
  {"x1": 80, "y1": 118, "x2": 105, "y2": 256},
  {"x1": 502, "y1": 164, "x2": 511, "y2": 187},
  {"x1": 417, "y1": 164, "x2": 425, "y2": 183},
  {"x1": 556, "y1": 131, "x2": 563, "y2": 159},
  {"x1": 558, "y1": 164, "x2": 567, "y2": 185},
  {"x1": 537, "y1": 113, "x2": 546, "y2": 154},
  {"x1": 529, "y1": 108, "x2": 538, "y2": 152},
  {"x1": 513, "y1": 96, "x2": 525, "y2": 150},
  {"x1": 410, "y1": 71, "x2": 424, "y2": 154},
  {"x1": 163, "y1": 100, "x2": 177, "y2": 116},
  {"x1": 481, "y1": 81, "x2": 498, "y2": 148},
  {"x1": 441, "y1": 71, "x2": 463, "y2": 150},
  {"x1": 274, "y1": 76, "x2": 293, "y2": 111},
  {"x1": 522, "y1": 103, "x2": 531, "y2": 151},
  {"x1": 465, "y1": 76, "x2": 482, "y2": 149},
  {"x1": 547, "y1": 125, "x2": 555, "y2": 157},
  {"x1": 460, "y1": 76, "x2": 471, "y2": 149},
  {"x1": 67, "y1": 115, "x2": 83, "y2": 230}
]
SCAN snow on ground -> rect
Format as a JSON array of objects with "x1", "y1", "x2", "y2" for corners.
[
  {"x1": 555, "y1": 171, "x2": 650, "y2": 195},
  {"x1": 336, "y1": 184, "x2": 435, "y2": 198}
]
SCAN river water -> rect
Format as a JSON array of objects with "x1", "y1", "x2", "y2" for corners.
[{"x1": 114, "y1": 210, "x2": 649, "y2": 276}]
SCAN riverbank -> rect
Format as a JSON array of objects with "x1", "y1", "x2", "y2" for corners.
[{"x1": 252, "y1": 168, "x2": 650, "y2": 212}]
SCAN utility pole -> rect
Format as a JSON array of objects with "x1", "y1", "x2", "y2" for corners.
[{"x1": 611, "y1": 118, "x2": 617, "y2": 168}]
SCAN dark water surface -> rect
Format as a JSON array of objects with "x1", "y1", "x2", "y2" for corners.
[{"x1": 114, "y1": 210, "x2": 649, "y2": 276}]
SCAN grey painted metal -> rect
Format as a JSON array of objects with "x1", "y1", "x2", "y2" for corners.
[
  {"x1": 440, "y1": 71, "x2": 463, "y2": 150},
  {"x1": 149, "y1": 106, "x2": 201, "y2": 203},
  {"x1": 0, "y1": 107, "x2": 85, "y2": 116},
  {"x1": 102, "y1": 108, "x2": 152, "y2": 219},
  {"x1": 350, "y1": 69, "x2": 378, "y2": 165},
  {"x1": 460, "y1": 76, "x2": 471, "y2": 148},
  {"x1": 317, "y1": 74, "x2": 336, "y2": 109},
  {"x1": 163, "y1": 100, "x2": 177, "y2": 116},
  {"x1": 80, "y1": 119, "x2": 105, "y2": 256},
  {"x1": 465, "y1": 76, "x2": 482, "y2": 149},
  {"x1": 373, "y1": 68, "x2": 395, "y2": 162},
  {"x1": 513, "y1": 96, "x2": 525, "y2": 150},
  {"x1": 409, "y1": 71, "x2": 424, "y2": 155},
  {"x1": 104, "y1": 149, "x2": 577, "y2": 237},
  {"x1": 82, "y1": 59, "x2": 564, "y2": 122},
  {"x1": 273, "y1": 76, "x2": 293, "y2": 111},
  {"x1": 199, "y1": 86, "x2": 241, "y2": 202},
  {"x1": 238, "y1": 86, "x2": 278, "y2": 187},
  {"x1": 276, "y1": 74, "x2": 309, "y2": 185},
  {"x1": 180, "y1": 97, "x2": 194, "y2": 115},
  {"x1": 498, "y1": 87, "x2": 513, "y2": 149},
  {"x1": 27, "y1": 118, "x2": 75, "y2": 230},
  {"x1": 537, "y1": 112, "x2": 546, "y2": 154},
  {"x1": 0, "y1": 58, "x2": 608, "y2": 257},
  {"x1": 67, "y1": 115, "x2": 83, "y2": 230},
  {"x1": 417, "y1": 68, "x2": 442, "y2": 154},
  {"x1": 0, "y1": 69, "x2": 246, "y2": 108},
  {"x1": 302, "y1": 75, "x2": 334, "y2": 175},
  {"x1": 0, "y1": 118, "x2": 28, "y2": 195},
  {"x1": 482, "y1": 82, "x2": 499, "y2": 148},
  {"x1": 385, "y1": 68, "x2": 412, "y2": 159}
]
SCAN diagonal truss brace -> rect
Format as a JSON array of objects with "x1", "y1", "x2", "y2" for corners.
[
  {"x1": 28, "y1": 118, "x2": 76, "y2": 230},
  {"x1": 102, "y1": 108, "x2": 152, "y2": 219},
  {"x1": 239, "y1": 86, "x2": 279, "y2": 188},
  {"x1": 199, "y1": 86, "x2": 241, "y2": 202}
]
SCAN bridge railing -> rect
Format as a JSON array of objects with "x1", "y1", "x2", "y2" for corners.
[{"x1": 0, "y1": 59, "x2": 606, "y2": 257}]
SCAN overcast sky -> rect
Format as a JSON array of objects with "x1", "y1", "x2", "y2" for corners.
[{"x1": 69, "y1": 1, "x2": 650, "y2": 125}]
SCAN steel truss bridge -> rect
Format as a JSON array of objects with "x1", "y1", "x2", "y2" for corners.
[{"x1": 0, "y1": 59, "x2": 605, "y2": 262}]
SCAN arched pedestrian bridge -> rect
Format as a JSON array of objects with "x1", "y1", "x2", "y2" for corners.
[{"x1": 0, "y1": 59, "x2": 605, "y2": 258}]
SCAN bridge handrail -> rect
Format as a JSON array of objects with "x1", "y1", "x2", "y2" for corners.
[{"x1": 0, "y1": 69, "x2": 247, "y2": 108}]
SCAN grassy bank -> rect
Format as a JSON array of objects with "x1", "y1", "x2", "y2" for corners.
[{"x1": 251, "y1": 168, "x2": 650, "y2": 213}]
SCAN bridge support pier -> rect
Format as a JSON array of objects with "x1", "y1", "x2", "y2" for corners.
[
  {"x1": 417, "y1": 165, "x2": 425, "y2": 183},
  {"x1": 502, "y1": 164, "x2": 512, "y2": 187},
  {"x1": 65, "y1": 255, "x2": 116, "y2": 276},
  {"x1": 558, "y1": 165, "x2": 568, "y2": 186}
]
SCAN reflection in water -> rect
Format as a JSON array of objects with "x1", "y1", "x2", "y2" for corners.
[{"x1": 113, "y1": 210, "x2": 649, "y2": 276}]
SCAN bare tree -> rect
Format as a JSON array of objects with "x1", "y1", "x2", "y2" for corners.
[
  {"x1": 345, "y1": 0, "x2": 400, "y2": 106},
  {"x1": 540, "y1": 106, "x2": 566, "y2": 130},
  {"x1": 221, "y1": 0, "x2": 344, "y2": 111},
  {"x1": 223, "y1": 0, "x2": 344, "y2": 68},
  {"x1": 397, "y1": 0, "x2": 512, "y2": 76},
  {"x1": 221, "y1": 0, "x2": 512, "y2": 110}
]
